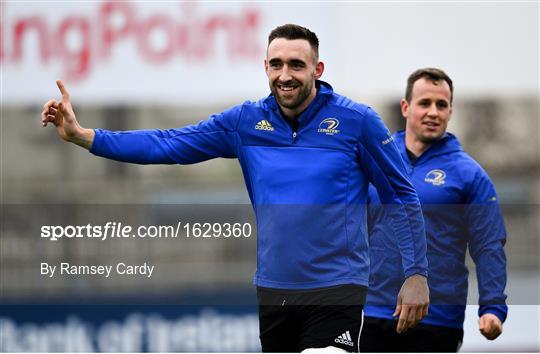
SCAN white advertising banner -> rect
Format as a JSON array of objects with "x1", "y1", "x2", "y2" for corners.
[
  {"x1": 1, "y1": 2, "x2": 537, "y2": 104},
  {"x1": 1, "y1": 2, "x2": 337, "y2": 105}
]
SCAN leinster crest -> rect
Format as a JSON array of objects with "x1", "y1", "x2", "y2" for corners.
[{"x1": 425, "y1": 169, "x2": 446, "y2": 186}]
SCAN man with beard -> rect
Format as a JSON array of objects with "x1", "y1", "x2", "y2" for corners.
[
  {"x1": 42, "y1": 24, "x2": 429, "y2": 352},
  {"x1": 361, "y1": 68, "x2": 508, "y2": 352}
]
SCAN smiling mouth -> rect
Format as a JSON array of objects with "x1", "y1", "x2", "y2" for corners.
[
  {"x1": 277, "y1": 83, "x2": 299, "y2": 93},
  {"x1": 423, "y1": 121, "x2": 440, "y2": 128}
]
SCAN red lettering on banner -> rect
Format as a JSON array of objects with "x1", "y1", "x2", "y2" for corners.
[
  {"x1": 57, "y1": 17, "x2": 91, "y2": 80},
  {"x1": 1, "y1": 2, "x2": 262, "y2": 81},
  {"x1": 235, "y1": 11, "x2": 259, "y2": 58},
  {"x1": 137, "y1": 15, "x2": 175, "y2": 63},
  {"x1": 0, "y1": 19, "x2": 4, "y2": 61},
  {"x1": 12, "y1": 17, "x2": 49, "y2": 63},
  {"x1": 99, "y1": 2, "x2": 135, "y2": 58},
  {"x1": 0, "y1": 2, "x2": 3, "y2": 61}
]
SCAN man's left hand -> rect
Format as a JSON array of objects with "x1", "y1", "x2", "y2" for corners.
[{"x1": 479, "y1": 314, "x2": 503, "y2": 340}]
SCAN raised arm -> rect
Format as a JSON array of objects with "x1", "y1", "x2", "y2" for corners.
[{"x1": 42, "y1": 81, "x2": 241, "y2": 165}]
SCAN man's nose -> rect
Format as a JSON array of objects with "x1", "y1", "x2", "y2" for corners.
[
  {"x1": 427, "y1": 103, "x2": 438, "y2": 116},
  {"x1": 278, "y1": 66, "x2": 292, "y2": 82}
]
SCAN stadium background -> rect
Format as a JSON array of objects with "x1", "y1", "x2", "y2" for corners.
[{"x1": 1, "y1": 2, "x2": 538, "y2": 352}]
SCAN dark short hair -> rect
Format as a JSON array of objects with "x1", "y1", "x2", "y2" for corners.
[
  {"x1": 405, "y1": 68, "x2": 454, "y2": 104},
  {"x1": 268, "y1": 24, "x2": 319, "y2": 61}
]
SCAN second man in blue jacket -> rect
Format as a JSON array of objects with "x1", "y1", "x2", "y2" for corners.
[{"x1": 361, "y1": 67, "x2": 508, "y2": 352}]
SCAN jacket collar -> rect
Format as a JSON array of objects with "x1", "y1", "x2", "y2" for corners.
[{"x1": 393, "y1": 130, "x2": 463, "y2": 165}]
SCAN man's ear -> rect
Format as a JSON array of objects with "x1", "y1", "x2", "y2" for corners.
[
  {"x1": 400, "y1": 98, "x2": 409, "y2": 120},
  {"x1": 314, "y1": 61, "x2": 325, "y2": 80}
]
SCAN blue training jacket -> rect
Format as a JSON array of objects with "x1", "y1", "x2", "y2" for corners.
[
  {"x1": 365, "y1": 130, "x2": 507, "y2": 328},
  {"x1": 90, "y1": 81, "x2": 427, "y2": 290}
]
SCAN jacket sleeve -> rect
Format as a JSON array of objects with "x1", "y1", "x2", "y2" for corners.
[
  {"x1": 89, "y1": 105, "x2": 242, "y2": 164},
  {"x1": 357, "y1": 107, "x2": 428, "y2": 278},
  {"x1": 465, "y1": 167, "x2": 508, "y2": 323},
  {"x1": 366, "y1": 184, "x2": 379, "y2": 237}
]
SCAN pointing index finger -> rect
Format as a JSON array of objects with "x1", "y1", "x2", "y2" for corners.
[{"x1": 56, "y1": 79, "x2": 70, "y2": 101}]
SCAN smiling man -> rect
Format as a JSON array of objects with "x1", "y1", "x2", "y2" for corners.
[
  {"x1": 361, "y1": 68, "x2": 508, "y2": 352},
  {"x1": 265, "y1": 36, "x2": 321, "y2": 117},
  {"x1": 42, "y1": 24, "x2": 429, "y2": 352}
]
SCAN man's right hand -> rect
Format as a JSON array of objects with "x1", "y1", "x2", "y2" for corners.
[
  {"x1": 393, "y1": 274, "x2": 430, "y2": 334},
  {"x1": 41, "y1": 80, "x2": 94, "y2": 150}
]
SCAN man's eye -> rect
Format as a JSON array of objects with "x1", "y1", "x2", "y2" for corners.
[{"x1": 437, "y1": 102, "x2": 448, "y2": 108}]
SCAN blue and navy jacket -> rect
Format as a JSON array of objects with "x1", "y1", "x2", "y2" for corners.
[
  {"x1": 365, "y1": 130, "x2": 507, "y2": 328},
  {"x1": 90, "y1": 81, "x2": 428, "y2": 290}
]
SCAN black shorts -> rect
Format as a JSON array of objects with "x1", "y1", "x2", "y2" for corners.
[
  {"x1": 257, "y1": 284, "x2": 366, "y2": 353},
  {"x1": 360, "y1": 316, "x2": 464, "y2": 353}
]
